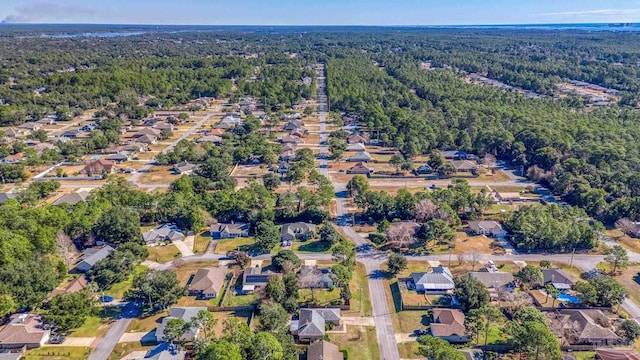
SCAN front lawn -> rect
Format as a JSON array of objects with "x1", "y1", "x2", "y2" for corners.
[
  {"x1": 329, "y1": 326, "x2": 380, "y2": 360},
  {"x1": 348, "y1": 262, "x2": 372, "y2": 316},
  {"x1": 292, "y1": 240, "x2": 332, "y2": 253},
  {"x1": 214, "y1": 237, "x2": 255, "y2": 254},
  {"x1": 170, "y1": 260, "x2": 221, "y2": 286},
  {"x1": 398, "y1": 342, "x2": 420, "y2": 359},
  {"x1": 127, "y1": 310, "x2": 167, "y2": 333},
  {"x1": 70, "y1": 306, "x2": 121, "y2": 337},
  {"x1": 105, "y1": 265, "x2": 148, "y2": 299},
  {"x1": 24, "y1": 347, "x2": 93, "y2": 360},
  {"x1": 146, "y1": 244, "x2": 182, "y2": 263},
  {"x1": 108, "y1": 343, "x2": 155, "y2": 360},
  {"x1": 299, "y1": 287, "x2": 341, "y2": 306}
]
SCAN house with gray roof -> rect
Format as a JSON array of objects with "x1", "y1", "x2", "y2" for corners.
[
  {"x1": 467, "y1": 220, "x2": 506, "y2": 238},
  {"x1": 297, "y1": 266, "x2": 334, "y2": 289},
  {"x1": 0, "y1": 193, "x2": 16, "y2": 205},
  {"x1": 144, "y1": 343, "x2": 186, "y2": 360},
  {"x1": 542, "y1": 269, "x2": 573, "y2": 290},
  {"x1": 346, "y1": 143, "x2": 366, "y2": 152},
  {"x1": 242, "y1": 265, "x2": 282, "y2": 293},
  {"x1": 52, "y1": 191, "x2": 91, "y2": 206},
  {"x1": 411, "y1": 266, "x2": 455, "y2": 293},
  {"x1": 548, "y1": 310, "x2": 619, "y2": 346},
  {"x1": 143, "y1": 224, "x2": 185, "y2": 245},
  {"x1": 347, "y1": 151, "x2": 371, "y2": 162},
  {"x1": 172, "y1": 161, "x2": 198, "y2": 175},
  {"x1": 76, "y1": 245, "x2": 115, "y2": 272},
  {"x1": 156, "y1": 307, "x2": 207, "y2": 342},
  {"x1": 290, "y1": 308, "x2": 341, "y2": 341},
  {"x1": 210, "y1": 222, "x2": 250, "y2": 239},
  {"x1": 281, "y1": 222, "x2": 317, "y2": 243},
  {"x1": 470, "y1": 272, "x2": 515, "y2": 290}
]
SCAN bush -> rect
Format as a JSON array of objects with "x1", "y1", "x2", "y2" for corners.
[{"x1": 369, "y1": 233, "x2": 386, "y2": 245}]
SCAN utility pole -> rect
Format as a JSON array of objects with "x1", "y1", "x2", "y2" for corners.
[{"x1": 569, "y1": 248, "x2": 575, "y2": 267}]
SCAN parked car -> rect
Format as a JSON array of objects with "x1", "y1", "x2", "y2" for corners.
[
  {"x1": 413, "y1": 329, "x2": 429, "y2": 336},
  {"x1": 100, "y1": 295, "x2": 115, "y2": 303},
  {"x1": 49, "y1": 335, "x2": 66, "y2": 344}
]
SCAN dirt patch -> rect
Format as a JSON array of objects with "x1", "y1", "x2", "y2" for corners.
[
  {"x1": 617, "y1": 266, "x2": 640, "y2": 305},
  {"x1": 453, "y1": 232, "x2": 504, "y2": 255},
  {"x1": 136, "y1": 166, "x2": 180, "y2": 185}
]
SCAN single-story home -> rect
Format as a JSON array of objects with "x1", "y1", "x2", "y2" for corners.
[
  {"x1": 431, "y1": 309, "x2": 471, "y2": 343},
  {"x1": 290, "y1": 129, "x2": 306, "y2": 138},
  {"x1": 133, "y1": 128, "x2": 161, "y2": 138},
  {"x1": 547, "y1": 310, "x2": 619, "y2": 346},
  {"x1": 281, "y1": 222, "x2": 317, "y2": 243},
  {"x1": 76, "y1": 245, "x2": 115, "y2": 272},
  {"x1": 188, "y1": 267, "x2": 228, "y2": 299},
  {"x1": 346, "y1": 143, "x2": 366, "y2": 152},
  {"x1": 542, "y1": 269, "x2": 573, "y2": 290},
  {"x1": 156, "y1": 307, "x2": 208, "y2": 342},
  {"x1": 347, "y1": 134, "x2": 366, "y2": 144},
  {"x1": 411, "y1": 266, "x2": 455, "y2": 293},
  {"x1": 49, "y1": 275, "x2": 89, "y2": 299},
  {"x1": 297, "y1": 266, "x2": 334, "y2": 289},
  {"x1": 347, "y1": 151, "x2": 371, "y2": 162},
  {"x1": 415, "y1": 164, "x2": 432, "y2": 175},
  {"x1": 281, "y1": 143, "x2": 297, "y2": 152},
  {"x1": 197, "y1": 135, "x2": 222, "y2": 145},
  {"x1": 452, "y1": 160, "x2": 478, "y2": 173},
  {"x1": 277, "y1": 162, "x2": 290, "y2": 174},
  {"x1": 105, "y1": 152, "x2": 131, "y2": 163},
  {"x1": 281, "y1": 135, "x2": 303, "y2": 144},
  {"x1": 347, "y1": 162, "x2": 374, "y2": 175},
  {"x1": 210, "y1": 222, "x2": 250, "y2": 239},
  {"x1": 283, "y1": 120, "x2": 304, "y2": 131},
  {"x1": 596, "y1": 349, "x2": 640, "y2": 360},
  {"x1": 142, "y1": 224, "x2": 185, "y2": 245},
  {"x1": 152, "y1": 122, "x2": 175, "y2": 131},
  {"x1": 467, "y1": 220, "x2": 506, "y2": 238},
  {"x1": 136, "y1": 134, "x2": 158, "y2": 144},
  {"x1": 491, "y1": 190, "x2": 523, "y2": 203},
  {"x1": 280, "y1": 150, "x2": 296, "y2": 162},
  {"x1": 52, "y1": 191, "x2": 91, "y2": 206},
  {"x1": 307, "y1": 341, "x2": 344, "y2": 360},
  {"x1": 242, "y1": 265, "x2": 282, "y2": 293},
  {"x1": 0, "y1": 314, "x2": 50, "y2": 349},
  {"x1": 144, "y1": 342, "x2": 186, "y2": 360},
  {"x1": 439, "y1": 150, "x2": 470, "y2": 160},
  {"x1": 469, "y1": 272, "x2": 515, "y2": 290},
  {"x1": 173, "y1": 161, "x2": 198, "y2": 175},
  {"x1": 290, "y1": 308, "x2": 341, "y2": 341},
  {"x1": 80, "y1": 159, "x2": 115, "y2": 175}
]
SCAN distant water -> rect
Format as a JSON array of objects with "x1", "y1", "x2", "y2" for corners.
[{"x1": 41, "y1": 32, "x2": 146, "y2": 38}]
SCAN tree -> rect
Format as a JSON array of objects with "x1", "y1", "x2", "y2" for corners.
[
  {"x1": 427, "y1": 150, "x2": 445, "y2": 170},
  {"x1": 262, "y1": 173, "x2": 281, "y2": 190},
  {"x1": 199, "y1": 339, "x2": 243, "y2": 360},
  {"x1": 506, "y1": 308, "x2": 561, "y2": 360},
  {"x1": 377, "y1": 218, "x2": 391, "y2": 233},
  {"x1": 265, "y1": 277, "x2": 286, "y2": 303},
  {"x1": 190, "y1": 310, "x2": 218, "y2": 342},
  {"x1": 222, "y1": 318, "x2": 253, "y2": 358},
  {"x1": 516, "y1": 265, "x2": 543, "y2": 289},
  {"x1": 454, "y1": 275, "x2": 490, "y2": 311},
  {"x1": 416, "y1": 219, "x2": 455, "y2": 246},
  {"x1": 466, "y1": 250, "x2": 481, "y2": 271},
  {"x1": 255, "y1": 221, "x2": 280, "y2": 253},
  {"x1": 282, "y1": 273, "x2": 299, "y2": 312},
  {"x1": 390, "y1": 154, "x2": 405, "y2": 172},
  {"x1": 588, "y1": 276, "x2": 627, "y2": 307},
  {"x1": 539, "y1": 260, "x2": 553, "y2": 269},
  {"x1": 414, "y1": 198, "x2": 438, "y2": 222},
  {"x1": 545, "y1": 284, "x2": 560, "y2": 307},
  {"x1": 318, "y1": 224, "x2": 341, "y2": 246},
  {"x1": 416, "y1": 335, "x2": 465, "y2": 360},
  {"x1": 346, "y1": 175, "x2": 369, "y2": 198},
  {"x1": 163, "y1": 318, "x2": 188, "y2": 346},
  {"x1": 616, "y1": 218, "x2": 638, "y2": 237},
  {"x1": 272, "y1": 250, "x2": 301, "y2": 272},
  {"x1": 622, "y1": 319, "x2": 640, "y2": 343},
  {"x1": 231, "y1": 251, "x2": 250, "y2": 269},
  {"x1": 44, "y1": 291, "x2": 93, "y2": 333},
  {"x1": 93, "y1": 206, "x2": 143, "y2": 244},
  {"x1": 258, "y1": 302, "x2": 289, "y2": 333},
  {"x1": 128, "y1": 270, "x2": 185, "y2": 312},
  {"x1": 250, "y1": 332, "x2": 283, "y2": 360},
  {"x1": 466, "y1": 305, "x2": 503, "y2": 345},
  {"x1": 574, "y1": 281, "x2": 598, "y2": 305},
  {"x1": 387, "y1": 253, "x2": 407, "y2": 275},
  {"x1": 0, "y1": 294, "x2": 16, "y2": 318},
  {"x1": 605, "y1": 245, "x2": 629, "y2": 274}
]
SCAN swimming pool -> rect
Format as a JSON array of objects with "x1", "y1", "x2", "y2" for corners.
[
  {"x1": 91, "y1": 155, "x2": 102, "y2": 160},
  {"x1": 557, "y1": 292, "x2": 580, "y2": 304}
]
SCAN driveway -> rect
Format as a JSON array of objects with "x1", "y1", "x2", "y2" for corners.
[
  {"x1": 88, "y1": 302, "x2": 139, "y2": 360},
  {"x1": 173, "y1": 237, "x2": 194, "y2": 257}
]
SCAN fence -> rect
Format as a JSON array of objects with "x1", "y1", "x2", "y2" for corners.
[
  {"x1": 300, "y1": 304, "x2": 351, "y2": 311},
  {"x1": 207, "y1": 305, "x2": 256, "y2": 312},
  {"x1": 34, "y1": 176, "x2": 102, "y2": 181}
]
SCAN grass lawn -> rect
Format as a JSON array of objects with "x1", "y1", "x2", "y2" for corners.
[
  {"x1": 453, "y1": 232, "x2": 504, "y2": 255},
  {"x1": 146, "y1": 244, "x2": 182, "y2": 263},
  {"x1": 70, "y1": 307, "x2": 121, "y2": 337},
  {"x1": 329, "y1": 326, "x2": 380, "y2": 360},
  {"x1": 348, "y1": 262, "x2": 372, "y2": 316},
  {"x1": 616, "y1": 265, "x2": 640, "y2": 305},
  {"x1": 105, "y1": 265, "x2": 148, "y2": 299},
  {"x1": 299, "y1": 287, "x2": 341, "y2": 306},
  {"x1": 170, "y1": 260, "x2": 221, "y2": 286},
  {"x1": 108, "y1": 343, "x2": 155, "y2": 360},
  {"x1": 221, "y1": 276, "x2": 259, "y2": 307},
  {"x1": 193, "y1": 232, "x2": 211, "y2": 254},
  {"x1": 474, "y1": 322, "x2": 508, "y2": 345},
  {"x1": 211, "y1": 310, "x2": 253, "y2": 337},
  {"x1": 608, "y1": 229, "x2": 640, "y2": 253},
  {"x1": 570, "y1": 352, "x2": 596, "y2": 360},
  {"x1": 382, "y1": 267, "x2": 430, "y2": 333},
  {"x1": 127, "y1": 310, "x2": 167, "y2": 333},
  {"x1": 292, "y1": 240, "x2": 332, "y2": 253},
  {"x1": 24, "y1": 347, "x2": 93, "y2": 360},
  {"x1": 397, "y1": 342, "x2": 420, "y2": 359},
  {"x1": 214, "y1": 237, "x2": 255, "y2": 254}
]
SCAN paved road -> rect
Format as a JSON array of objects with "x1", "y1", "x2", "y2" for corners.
[
  {"x1": 88, "y1": 302, "x2": 139, "y2": 360},
  {"x1": 129, "y1": 107, "x2": 221, "y2": 186}
]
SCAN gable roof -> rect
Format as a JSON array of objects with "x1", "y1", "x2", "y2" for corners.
[
  {"x1": 136, "y1": 134, "x2": 158, "y2": 144},
  {"x1": 52, "y1": 191, "x2": 91, "y2": 206},
  {"x1": 133, "y1": 128, "x2": 160, "y2": 137},
  {"x1": 0, "y1": 193, "x2": 16, "y2": 205},
  {"x1": 298, "y1": 266, "x2": 333, "y2": 287},
  {"x1": 453, "y1": 160, "x2": 478, "y2": 171},
  {"x1": 542, "y1": 269, "x2": 573, "y2": 289},
  {"x1": 210, "y1": 223, "x2": 250, "y2": 235},
  {"x1": 412, "y1": 266, "x2": 455, "y2": 290},
  {"x1": 145, "y1": 342, "x2": 186, "y2": 360},
  {"x1": 431, "y1": 309, "x2": 466, "y2": 337},
  {"x1": 296, "y1": 309, "x2": 341, "y2": 337},
  {"x1": 348, "y1": 151, "x2": 371, "y2": 161},
  {"x1": 470, "y1": 272, "x2": 514, "y2": 289},
  {"x1": 156, "y1": 307, "x2": 207, "y2": 342},
  {"x1": 467, "y1": 220, "x2": 504, "y2": 234},
  {"x1": 347, "y1": 134, "x2": 366, "y2": 144},
  {"x1": 552, "y1": 310, "x2": 619, "y2": 344},
  {"x1": 307, "y1": 341, "x2": 344, "y2": 360},
  {"x1": 348, "y1": 162, "x2": 374, "y2": 174},
  {"x1": 81, "y1": 159, "x2": 114, "y2": 174},
  {"x1": 79, "y1": 245, "x2": 115, "y2": 268},
  {"x1": 197, "y1": 135, "x2": 222, "y2": 144},
  {"x1": 281, "y1": 222, "x2": 317, "y2": 242},
  {"x1": 143, "y1": 224, "x2": 185, "y2": 243},
  {"x1": 0, "y1": 314, "x2": 49, "y2": 347},
  {"x1": 346, "y1": 143, "x2": 366, "y2": 152},
  {"x1": 188, "y1": 267, "x2": 227, "y2": 294},
  {"x1": 596, "y1": 349, "x2": 640, "y2": 360}
]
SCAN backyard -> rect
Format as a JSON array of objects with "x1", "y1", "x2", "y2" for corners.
[
  {"x1": 329, "y1": 326, "x2": 380, "y2": 360},
  {"x1": 105, "y1": 265, "x2": 148, "y2": 299}
]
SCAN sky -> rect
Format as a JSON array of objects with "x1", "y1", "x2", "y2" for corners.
[{"x1": 2, "y1": 0, "x2": 640, "y2": 25}]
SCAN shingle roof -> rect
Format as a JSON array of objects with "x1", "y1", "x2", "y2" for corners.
[
  {"x1": 596, "y1": 349, "x2": 640, "y2": 360},
  {"x1": 469, "y1": 272, "x2": 514, "y2": 289},
  {"x1": 281, "y1": 222, "x2": 317, "y2": 242},
  {"x1": 542, "y1": 269, "x2": 573, "y2": 289},
  {"x1": 0, "y1": 314, "x2": 49, "y2": 347},
  {"x1": 156, "y1": 307, "x2": 207, "y2": 342},
  {"x1": 307, "y1": 341, "x2": 344, "y2": 360},
  {"x1": 188, "y1": 267, "x2": 227, "y2": 294},
  {"x1": 431, "y1": 309, "x2": 466, "y2": 337},
  {"x1": 52, "y1": 191, "x2": 91, "y2": 206},
  {"x1": 297, "y1": 309, "x2": 341, "y2": 338},
  {"x1": 467, "y1": 220, "x2": 504, "y2": 234},
  {"x1": 79, "y1": 245, "x2": 115, "y2": 268}
]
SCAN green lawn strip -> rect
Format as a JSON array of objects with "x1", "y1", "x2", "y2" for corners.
[
  {"x1": 221, "y1": 275, "x2": 259, "y2": 307},
  {"x1": 397, "y1": 342, "x2": 419, "y2": 359},
  {"x1": 24, "y1": 347, "x2": 93, "y2": 360},
  {"x1": 348, "y1": 262, "x2": 372, "y2": 316},
  {"x1": 105, "y1": 265, "x2": 147, "y2": 299},
  {"x1": 299, "y1": 288, "x2": 341, "y2": 306},
  {"x1": 329, "y1": 326, "x2": 380, "y2": 360},
  {"x1": 70, "y1": 306, "x2": 120, "y2": 337},
  {"x1": 146, "y1": 244, "x2": 182, "y2": 263},
  {"x1": 215, "y1": 237, "x2": 255, "y2": 254}
]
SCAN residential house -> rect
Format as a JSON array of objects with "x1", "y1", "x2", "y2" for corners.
[
  {"x1": 152, "y1": 123, "x2": 174, "y2": 131},
  {"x1": 105, "y1": 152, "x2": 130, "y2": 163},
  {"x1": 453, "y1": 160, "x2": 478, "y2": 173},
  {"x1": 347, "y1": 134, "x2": 366, "y2": 144},
  {"x1": 133, "y1": 128, "x2": 160, "y2": 139},
  {"x1": 76, "y1": 246, "x2": 115, "y2": 272},
  {"x1": 283, "y1": 120, "x2": 304, "y2": 131},
  {"x1": 307, "y1": 341, "x2": 344, "y2": 360},
  {"x1": 4, "y1": 129, "x2": 22, "y2": 139},
  {"x1": 281, "y1": 135, "x2": 303, "y2": 144},
  {"x1": 210, "y1": 222, "x2": 250, "y2": 239},
  {"x1": 49, "y1": 276, "x2": 89, "y2": 299},
  {"x1": 52, "y1": 191, "x2": 91, "y2": 206},
  {"x1": 467, "y1": 220, "x2": 506, "y2": 238},
  {"x1": 290, "y1": 308, "x2": 341, "y2": 341},
  {"x1": 277, "y1": 162, "x2": 290, "y2": 174},
  {"x1": 0, "y1": 350, "x2": 24, "y2": 360},
  {"x1": 542, "y1": 269, "x2": 573, "y2": 290},
  {"x1": 32, "y1": 143, "x2": 55, "y2": 155},
  {"x1": 469, "y1": 272, "x2": 515, "y2": 292},
  {"x1": 491, "y1": 190, "x2": 523, "y2": 203},
  {"x1": 197, "y1": 135, "x2": 222, "y2": 145},
  {"x1": 411, "y1": 266, "x2": 455, "y2": 293},
  {"x1": 347, "y1": 151, "x2": 371, "y2": 162},
  {"x1": 347, "y1": 162, "x2": 374, "y2": 175},
  {"x1": 80, "y1": 159, "x2": 115, "y2": 175},
  {"x1": 143, "y1": 342, "x2": 186, "y2": 360},
  {"x1": 346, "y1": 143, "x2": 366, "y2": 152},
  {"x1": 280, "y1": 150, "x2": 296, "y2": 162},
  {"x1": 415, "y1": 164, "x2": 433, "y2": 175},
  {"x1": 281, "y1": 222, "x2": 317, "y2": 243},
  {"x1": 61, "y1": 130, "x2": 81, "y2": 139},
  {"x1": 242, "y1": 265, "x2": 282, "y2": 293},
  {"x1": 439, "y1": 150, "x2": 469, "y2": 160},
  {"x1": 239, "y1": 98, "x2": 256, "y2": 111},
  {"x1": 173, "y1": 161, "x2": 198, "y2": 175},
  {"x1": 0, "y1": 314, "x2": 50, "y2": 350},
  {"x1": 208, "y1": 129, "x2": 226, "y2": 136},
  {"x1": 431, "y1": 309, "x2": 471, "y2": 343},
  {"x1": 2, "y1": 153, "x2": 24, "y2": 164},
  {"x1": 142, "y1": 224, "x2": 185, "y2": 245},
  {"x1": 136, "y1": 134, "x2": 158, "y2": 144},
  {"x1": 156, "y1": 307, "x2": 208, "y2": 342},
  {"x1": 596, "y1": 349, "x2": 640, "y2": 360},
  {"x1": 219, "y1": 114, "x2": 243, "y2": 128},
  {"x1": 281, "y1": 143, "x2": 297, "y2": 152},
  {"x1": 36, "y1": 118, "x2": 56, "y2": 126},
  {"x1": 289, "y1": 129, "x2": 306, "y2": 138},
  {"x1": 188, "y1": 267, "x2": 228, "y2": 299},
  {"x1": 548, "y1": 310, "x2": 619, "y2": 346},
  {"x1": 17, "y1": 122, "x2": 41, "y2": 132},
  {"x1": 297, "y1": 266, "x2": 334, "y2": 289},
  {"x1": 0, "y1": 193, "x2": 16, "y2": 205}
]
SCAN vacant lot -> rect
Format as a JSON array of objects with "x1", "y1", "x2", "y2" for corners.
[
  {"x1": 105, "y1": 265, "x2": 148, "y2": 299},
  {"x1": 71, "y1": 306, "x2": 120, "y2": 337},
  {"x1": 146, "y1": 244, "x2": 182, "y2": 263},
  {"x1": 453, "y1": 232, "x2": 504, "y2": 255},
  {"x1": 193, "y1": 232, "x2": 211, "y2": 253},
  {"x1": 329, "y1": 326, "x2": 380, "y2": 360},
  {"x1": 617, "y1": 266, "x2": 640, "y2": 305},
  {"x1": 348, "y1": 262, "x2": 373, "y2": 316},
  {"x1": 608, "y1": 229, "x2": 640, "y2": 253},
  {"x1": 214, "y1": 237, "x2": 255, "y2": 254},
  {"x1": 127, "y1": 310, "x2": 167, "y2": 333},
  {"x1": 136, "y1": 167, "x2": 180, "y2": 185}
]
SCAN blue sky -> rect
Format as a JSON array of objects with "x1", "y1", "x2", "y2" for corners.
[{"x1": 2, "y1": 0, "x2": 640, "y2": 25}]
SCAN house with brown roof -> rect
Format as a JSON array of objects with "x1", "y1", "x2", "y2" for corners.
[
  {"x1": 188, "y1": 267, "x2": 228, "y2": 299},
  {"x1": 135, "y1": 134, "x2": 158, "y2": 144},
  {"x1": 281, "y1": 135, "x2": 303, "y2": 144},
  {"x1": 289, "y1": 129, "x2": 306, "y2": 138},
  {"x1": 347, "y1": 134, "x2": 366, "y2": 144},
  {"x1": 452, "y1": 160, "x2": 478, "y2": 173},
  {"x1": 307, "y1": 341, "x2": 343, "y2": 360},
  {"x1": 1, "y1": 153, "x2": 24, "y2": 164},
  {"x1": 49, "y1": 276, "x2": 89, "y2": 299},
  {"x1": 133, "y1": 128, "x2": 160, "y2": 138},
  {"x1": 596, "y1": 349, "x2": 640, "y2": 360},
  {"x1": 0, "y1": 314, "x2": 50, "y2": 349},
  {"x1": 347, "y1": 162, "x2": 374, "y2": 175},
  {"x1": 80, "y1": 159, "x2": 115, "y2": 175},
  {"x1": 548, "y1": 310, "x2": 619, "y2": 346},
  {"x1": 430, "y1": 309, "x2": 470, "y2": 343}
]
